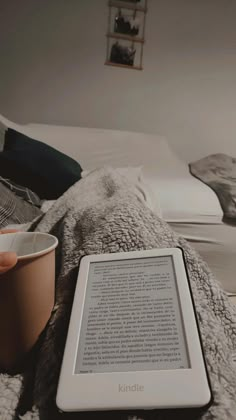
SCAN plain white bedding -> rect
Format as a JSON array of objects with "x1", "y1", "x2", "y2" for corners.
[
  {"x1": 169, "y1": 221, "x2": 236, "y2": 294},
  {"x1": 145, "y1": 172, "x2": 223, "y2": 224},
  {"x1": 1, "y1": 114, "x2": 235, "y2": 293}
]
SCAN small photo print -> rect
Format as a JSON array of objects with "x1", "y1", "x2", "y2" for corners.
[
  {"x1": 110, "y1": 41, "x2": 136, "y2": 66},
  {"x1": 109, "y1": 7, "x2": 144, "y2": 39},
  {"x1": 114, "y1": 10, "x2": 140, "y2": 36}
]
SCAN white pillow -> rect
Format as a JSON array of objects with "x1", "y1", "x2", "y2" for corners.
[{"x1": 145, "y1": 168, "x2": 223, "y2": 223}]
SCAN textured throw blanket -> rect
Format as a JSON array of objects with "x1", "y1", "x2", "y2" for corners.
[
  {"x1": 189, "y1": 154, "x2": 236, "y2": 224},
  {"x1": 1, "y1": 168, "x2": 236, "y2": 420}
]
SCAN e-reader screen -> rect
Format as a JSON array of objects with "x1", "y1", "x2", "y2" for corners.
[{"x1": 75, "y1": 255, "x2": 190, "y2": 374}]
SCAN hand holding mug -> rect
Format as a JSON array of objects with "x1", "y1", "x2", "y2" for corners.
[{"x1": 0, "y1": 231, "x2": 58, "y2": 370}]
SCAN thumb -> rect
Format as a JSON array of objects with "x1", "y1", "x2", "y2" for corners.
[{"x1": 0, "y1": 252, "x2": 17, "y2": 274}]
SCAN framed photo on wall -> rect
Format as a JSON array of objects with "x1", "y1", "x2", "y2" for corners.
[
  {"x1": 109, "y1": 39, "x2": 142, "y2": 69},
  {"x1": 105, "y1": 0, "x2": 148, "y2": 70}
]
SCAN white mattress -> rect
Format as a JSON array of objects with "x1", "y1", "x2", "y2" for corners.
[{"x1": 169, "y1": 221, "x2": 236, "y2": 294}]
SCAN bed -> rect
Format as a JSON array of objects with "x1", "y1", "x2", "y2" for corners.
[
  {"x1": 1, "y1": 114, "x2": 235, "y2": 295},
  {"x1": 0, "y1": 114, "x2": 236, "y2": 420}
]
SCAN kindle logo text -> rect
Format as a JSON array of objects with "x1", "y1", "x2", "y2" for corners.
[{"x1": 118, "y1": 384, "x2": 144, "y2": 392}]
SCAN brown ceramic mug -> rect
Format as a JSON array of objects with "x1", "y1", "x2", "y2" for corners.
[{"x1": 0, "y1": 232, "x2": 58, "y2": 370}]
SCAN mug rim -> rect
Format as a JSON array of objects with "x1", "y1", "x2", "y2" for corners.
[{"x1": 0, "y1": 232, "x2": 58, "y2": 261}]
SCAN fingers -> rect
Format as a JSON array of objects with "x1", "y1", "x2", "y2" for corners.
[
  {"x1": 0, "y1": 252, "x2": 18, "y2": 274},
  {"x1": 0, "y1": 231, "x2": 19, "y2": 273}
]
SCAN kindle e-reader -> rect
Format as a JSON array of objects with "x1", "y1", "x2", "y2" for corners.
[{"x1": 56, "y1": 248, "x2": 212, "y2": 412}]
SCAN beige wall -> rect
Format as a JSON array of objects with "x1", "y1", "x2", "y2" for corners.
[{"x1": 0, "y1": 0, "x2": 236, "y2": 161}]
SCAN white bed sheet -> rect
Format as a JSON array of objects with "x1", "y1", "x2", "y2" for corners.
[{"x1": 169, "y1": 220, "x2": 236, "y2": 294}]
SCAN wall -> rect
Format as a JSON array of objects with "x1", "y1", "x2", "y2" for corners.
[{"x1": 0, "y1": 0, "x2": 236, "y2": 162}]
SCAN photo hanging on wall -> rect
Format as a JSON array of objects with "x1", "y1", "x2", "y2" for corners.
[
  {"x1": 114, "y1": 10, "x2": 141, "y2": 36},
  {"x1": 105, "y1": 0, "x2": 147, "y2": 70},
  {"x1": 110, "y1": 41, "x2": 136, "y2": 66}
]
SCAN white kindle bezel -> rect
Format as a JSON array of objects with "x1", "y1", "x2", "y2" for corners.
[{"x1": 56, "y1": 248, "x2": 212, "y2": 412}]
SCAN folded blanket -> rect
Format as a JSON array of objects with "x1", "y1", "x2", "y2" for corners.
[
  {"x1": 189, "y1": 154, "x2": 236, "y2": 224},
  {"x1": 1, "y1": 168, "x2": 236, "y2": 420}
]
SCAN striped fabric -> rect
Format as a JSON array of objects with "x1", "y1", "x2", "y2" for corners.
[
  {"x1": 0, "y1": 183, "x2": 42, "y2": 228},
  {"x1": 0, "y1": 176, "x2": 42, "y2": 207}
]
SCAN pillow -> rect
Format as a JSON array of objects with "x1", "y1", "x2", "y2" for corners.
[
  {"x1": 145, "y1": 168, "x2": 223, "y2": 224},
  {"x1": 0, "y1": 129, "x2": 83, "y2": 200},
  {"x1": 0, "y1": 183, "x2": 42, "y2": 228}
]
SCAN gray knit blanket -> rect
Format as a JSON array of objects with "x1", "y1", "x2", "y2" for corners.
[{"x1": 1, "y1": 168, "x2": 236, "y2": 420}]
